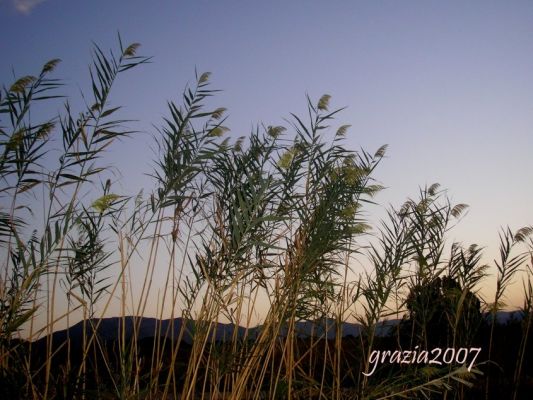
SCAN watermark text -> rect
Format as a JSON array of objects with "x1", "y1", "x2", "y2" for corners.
[{"x1": 362, "y1": 347, "x2": 481, "y2": 376}]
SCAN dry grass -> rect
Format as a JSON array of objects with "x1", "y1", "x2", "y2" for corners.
[{"x1": 0, "y1": 37, "x2": 532, "y2": 399}]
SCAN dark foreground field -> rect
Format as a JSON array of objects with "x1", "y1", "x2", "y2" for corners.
[{"x1": 2, "y1": 313, "x2": 532, "y2": 399}]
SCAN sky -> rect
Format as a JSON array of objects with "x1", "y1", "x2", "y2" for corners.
[{"x1": 1, "y1": 0, "x2": 532, "y2": 317}]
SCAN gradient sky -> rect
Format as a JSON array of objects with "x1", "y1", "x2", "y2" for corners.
[{"x1": 1, "y1": 0, "x2": 532, "y2": 312}]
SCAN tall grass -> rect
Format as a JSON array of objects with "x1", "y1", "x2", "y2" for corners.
[{"x1": 1, "y1": 37, "x2": 532, "y2": 399}]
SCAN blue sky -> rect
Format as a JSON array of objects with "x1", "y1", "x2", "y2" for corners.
[{"x1": 1, "y1": 0, "x2": 532, "y2": 310}]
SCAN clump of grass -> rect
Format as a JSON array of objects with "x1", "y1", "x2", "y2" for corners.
[{"x1": 0, "y1": 36, "x2": 532, "y2": 400}]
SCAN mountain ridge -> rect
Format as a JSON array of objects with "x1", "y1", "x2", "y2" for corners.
[{"x1": 32, "y1": 310, "x2": 523, "y2": 346}]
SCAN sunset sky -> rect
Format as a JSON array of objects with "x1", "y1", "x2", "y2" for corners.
[{"x1": 1, "y1": 0, "x2": 532, "y2": 312}]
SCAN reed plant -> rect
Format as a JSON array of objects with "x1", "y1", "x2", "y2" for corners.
[{"x1": 0, "y1": 37, "x2": 532, "y2": 399}]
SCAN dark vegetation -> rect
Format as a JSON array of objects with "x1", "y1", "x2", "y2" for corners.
[
  {"x1": 5, "y1": 311, "x2": 533, "y2": 399},
  {"x1": 0, "y1": 36, "x2": 532, "y2": 399}
]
